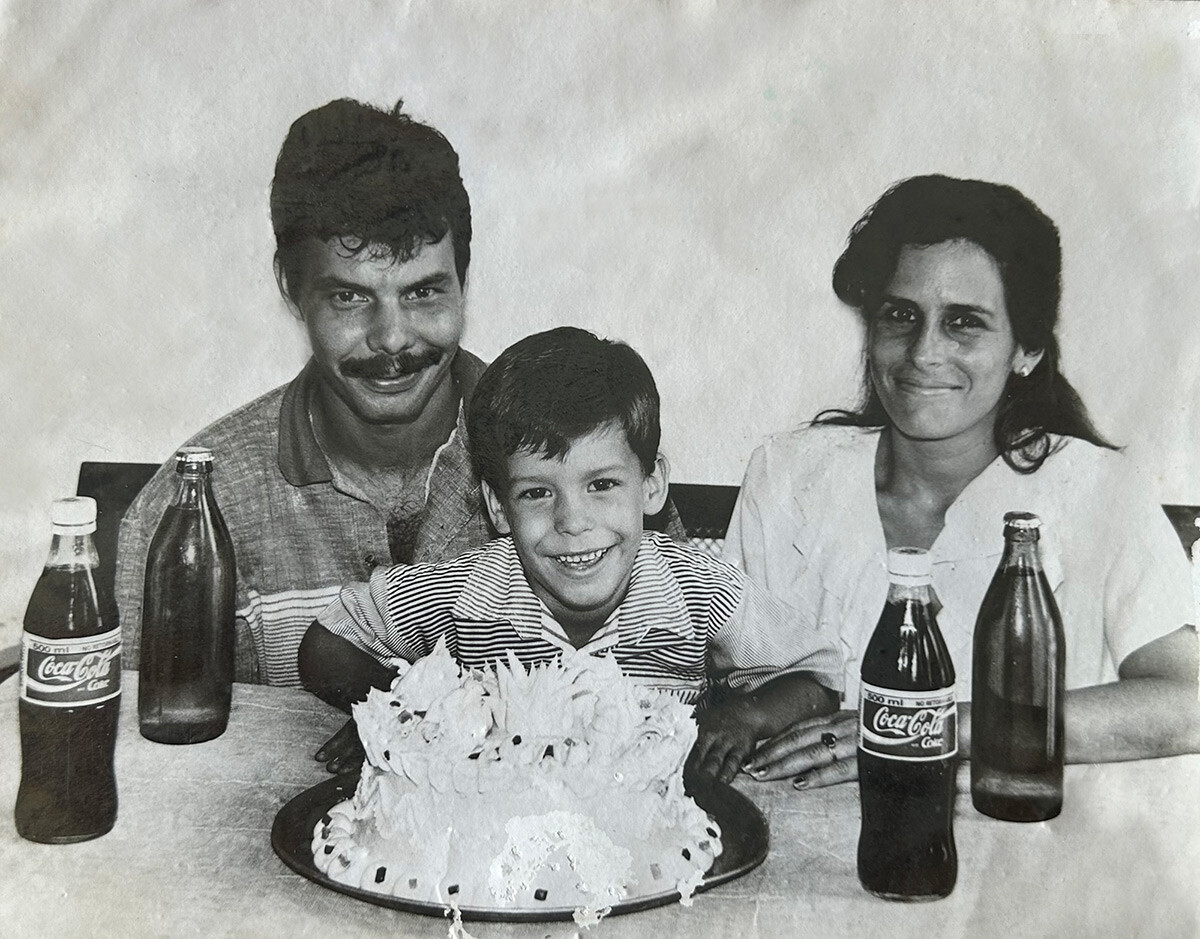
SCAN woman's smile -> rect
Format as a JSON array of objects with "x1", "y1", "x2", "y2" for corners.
[{"x1": 894, "y1": 377, "x2": 960, "y2": 395}]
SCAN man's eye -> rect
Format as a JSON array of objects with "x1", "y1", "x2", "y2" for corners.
[
  {"x1": 405, "y1": 286, "x2": 439, "y2": 301},
  {"x1": 331, "y1": 290, "x2": 367, "y2": 306},
  {"x1": 516, "y1": 487, "x2": 551, "y2": 501},
  {"x1": 589, "y1": 478, "x2": 620, "y2": 493}
]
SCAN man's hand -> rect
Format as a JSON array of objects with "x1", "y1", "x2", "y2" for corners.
[
  {"x1": 314, "y1": 718, "x2": 365, "y2": 775},
  {"x1": 741, "y1": 709, "x2": 859, "y2": 790},
  {"x1": 687, "y1": 698, "x2": 767, "y2": 785}
]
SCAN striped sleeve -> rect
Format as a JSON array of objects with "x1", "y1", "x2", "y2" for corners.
[
  {"x1": 316, "y1": 556, "x2": 475, "y2": 666},
  {"x1": 710, "y1": 570, "x2": 844, "y2": 695}
]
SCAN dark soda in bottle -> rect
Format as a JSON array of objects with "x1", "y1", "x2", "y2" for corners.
[
  {"x1": 857, "y1": 547, "x2": 957, "y2": 900},
  {"x1": 16, "y1": 496, "x2": 121, "y2": 843},
  {"x1": 971, "y1": 511, "x2": 1065, "y2": 822},
  {"x1": 139, "y1": 447, "x2": 236, "y2": 743}
]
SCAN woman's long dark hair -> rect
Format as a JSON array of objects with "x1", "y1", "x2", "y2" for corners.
[{"x1": 818, "y1": 174, "x2": 1116, "y2": 472}]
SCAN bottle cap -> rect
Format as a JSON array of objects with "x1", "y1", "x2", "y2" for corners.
[
  {"x1": 1003, "y1": 511, "x2": 1042, "y2": 530},
  {"x1": 50, "y1": 496, "x2": 97, "y2": 534},
  {"x1": 176, "y1": 446, "x2": 214, "y2": 464},
  {"x1": 176, "y1": 447, "x2": 215, "y2": 473},
  {"x1": 886, "y1": 546, "x2": 932, "y2": 584}
]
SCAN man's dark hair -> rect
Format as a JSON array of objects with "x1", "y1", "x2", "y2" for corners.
[
  {"x1": 821, "y1": 174, "x2": 1115, "y2": 472},
  {"x1": 270, "y1": 98, "x2": 471, "y2": 295},
  {"x1": 467, "y1": 327, "x2": 662, "y2": 493}
]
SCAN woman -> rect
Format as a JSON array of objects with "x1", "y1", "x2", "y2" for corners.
[{"x1": 727, "y1": 175, "x2": 1199, "y2": 788}]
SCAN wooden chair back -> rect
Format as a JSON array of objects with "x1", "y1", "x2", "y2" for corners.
[{"x1": 76, "y1": 461, "x2": 160, "y2": 629}]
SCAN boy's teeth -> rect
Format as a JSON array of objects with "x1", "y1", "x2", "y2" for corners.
[{"x1": 556, "y1": 549, "x2": 606, "y2": 565}]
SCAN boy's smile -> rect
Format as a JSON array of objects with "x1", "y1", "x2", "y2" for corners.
[
  {"x1": 553, "y1": 548, "x2": 610, "y2": 570},
  {"x1": 482, "y1": 424, "x2": 669, "y2": 642}
]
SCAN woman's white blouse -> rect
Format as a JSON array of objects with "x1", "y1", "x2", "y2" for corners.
[{"x1": 723, "y1": 424, "x2": 1195, "y2": 704}]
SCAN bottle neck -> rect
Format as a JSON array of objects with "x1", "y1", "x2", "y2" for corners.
[
  {"x1": 1001, "y1": 532, "x2": 1043, "y2": 572},
  {"x1": 174, "y1": 468, "x2": 212, "y2": 509},
  {"x1": 46, "y1": 532, "x2": 99, "y2": 571},
  {"x1": 886, "y1": 579, "x2": 932, "y2": 605}
]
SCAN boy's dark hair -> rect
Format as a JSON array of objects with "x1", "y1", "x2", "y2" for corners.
[
  {"x1": 270, "y1": 98, "x2": 472, "y2": 295},
  {"x1": 468, "y1": 327, "x2": 662, "y2": 492}
]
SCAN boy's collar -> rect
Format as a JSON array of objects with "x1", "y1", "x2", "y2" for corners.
[
  {"x1": 536, "y1": 607, "x2": 622, "y2": 656},
  {"x1": 451, "y1": 534, "x2": 694, "y2": 645}
]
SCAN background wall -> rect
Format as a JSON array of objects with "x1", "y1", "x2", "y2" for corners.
[{"x1": 2, "y1": 0, "x2": 1198, "y2": 638}]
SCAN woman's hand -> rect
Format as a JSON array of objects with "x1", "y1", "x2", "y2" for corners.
[{"x1": 742, "y1": 709, "x2": 859, "y2": 789}]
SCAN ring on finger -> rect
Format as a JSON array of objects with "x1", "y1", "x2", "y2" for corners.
[{"x1": 820, "y1": 730, "x2": 838, "y2": 762}]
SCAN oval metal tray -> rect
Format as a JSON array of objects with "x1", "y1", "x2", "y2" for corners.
[{"x1": 271, "y1": 772, "x2": 768, "y2": 923}]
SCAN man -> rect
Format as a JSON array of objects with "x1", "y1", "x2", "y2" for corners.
[{"x1": 115, "y1": 98, "x2": 492, "y2": 689}]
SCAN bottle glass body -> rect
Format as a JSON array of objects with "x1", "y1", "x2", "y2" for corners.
[
  {"x1": 971, "y1": 519, "x2": 1065, "y2": 822},
  {"x1": 857, "y1": 572, "x2": 958, "y2": 901},
  {"x1": 139, "y1": 457, "x2": 236, "y2": 744},
  {"x1": 16, "y1": 524, "x2": 121, "y2": 843}
]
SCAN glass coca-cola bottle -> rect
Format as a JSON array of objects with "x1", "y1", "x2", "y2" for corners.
[
  {"x1": 16, "y1": 496, "x2": 120, "y2": 843},
  {"x1": 971, "y1": 511, "x2": 1065, "y2": 822},
  {"x1": 857, "y1": 546, "x2": 957, "y2": 901},
  {"x1": 139, "y1": 447, "x2": 236, "y2": 744}
]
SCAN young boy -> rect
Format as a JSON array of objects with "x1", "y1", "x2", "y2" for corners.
[{"x1": 299, "y1": 327, "x2": 841, "y2": 782}]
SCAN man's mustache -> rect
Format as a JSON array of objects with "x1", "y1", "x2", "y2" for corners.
[{"x1": 340, "y1": 350, "x2": 443, "y2": 380}]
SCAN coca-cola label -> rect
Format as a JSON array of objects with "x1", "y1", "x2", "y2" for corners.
[
  {"x1": 858, "y1": 682, "x2": 957, "y2": 761},
  {"x1": 20, "y1": 629, "x2": 121, "y2": 707}
]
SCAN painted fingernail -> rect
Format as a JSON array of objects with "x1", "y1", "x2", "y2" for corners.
[{"x1": 793, "y1": 775, "x2": 808, "y2": 790}]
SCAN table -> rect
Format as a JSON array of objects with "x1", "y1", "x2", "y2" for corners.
[{"x1": 1, "y1": 673, "x2": 1197, "y2": 939}]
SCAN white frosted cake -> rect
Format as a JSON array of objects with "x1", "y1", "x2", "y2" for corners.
[{"x1": 311, "y1": 639, "x2": 722, "y2": 923}]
